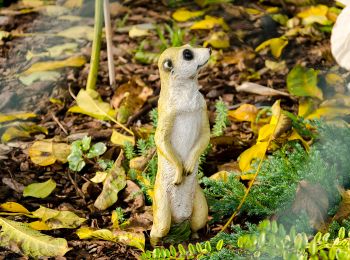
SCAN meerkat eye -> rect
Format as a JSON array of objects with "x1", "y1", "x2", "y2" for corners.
[
  {"x1": 183, "y1": 49, "x2": 194, "y2": 61},
  {"x1": 163, "y1": 59, "x2": 173, "y2": 72}
]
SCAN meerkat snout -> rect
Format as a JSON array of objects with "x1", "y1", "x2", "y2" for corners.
[{"x1": 158, "y1": 45, "x2": 211, "y2": 80}]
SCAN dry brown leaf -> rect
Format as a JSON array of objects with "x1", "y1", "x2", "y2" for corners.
[
  {"x1": 236, "y1": 82, "x2": 290, "y2": 97},
  {"x1": 292, "y1": 180, "x2": 329, "y2": 229},
  {"x1": 122, "y1": 180, "x2": 145, "y2": 213},
  {"x1": 333, "y1": 189, "x2": 350, "y2": 221}
]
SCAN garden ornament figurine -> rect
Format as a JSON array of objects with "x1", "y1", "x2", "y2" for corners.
[{"x1": 150, "y1": 44, "x2": 211, "y2": 246}]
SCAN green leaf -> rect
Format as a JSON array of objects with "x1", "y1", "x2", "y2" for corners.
[
  {"x1": 23, "y1": 179, "x2": 56, "y2": 198},
  {"x1": 287, "y1": 65, "x2": 323, "y2": 100},
  {"x1": 67, "y1": 152, "x2": 85, "y2": 172},
  {"x1": 86, "y1": 142, "x2": 107, "y2": 158},
  {"x1": 216, "y1": 239, "x2": 224, "y2": 251},
  {"x1": 1, "y1": 123, "x2": 48, "y2": 143},
  {"x1": 0, "y1": 217, "x2": 69, "y2": 257},
  {"x1": 81, "y1": 136, "x2": 91, "y2": 151}
]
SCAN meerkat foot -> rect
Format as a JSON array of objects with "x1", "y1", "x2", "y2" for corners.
[
  {"x1": 191, "y1": 232, "x2": 199, "y2": 239},
  {"x1": 150, "y1": 236, "x2": 161, "y2": 247}
]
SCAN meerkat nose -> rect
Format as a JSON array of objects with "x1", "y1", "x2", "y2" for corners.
[{"x1": 208, "y1": 48, "x2": 212, "y2": 55}]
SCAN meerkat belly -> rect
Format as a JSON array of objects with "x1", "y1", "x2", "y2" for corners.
[{"x1": 171, "y1": 111, "x2": 201, "y2": 162}]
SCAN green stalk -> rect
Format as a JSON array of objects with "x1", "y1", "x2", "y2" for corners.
[{"x1": 86, "y1": 0, "x2": 103, "y2": 91}]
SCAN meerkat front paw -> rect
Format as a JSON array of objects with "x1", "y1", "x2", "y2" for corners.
[
  {"x1": 184, "y1": 160, "x2": 196, "y2": 176},
  {"x1": 172, "y1": 166, "x2": 183, "y2": 185}
]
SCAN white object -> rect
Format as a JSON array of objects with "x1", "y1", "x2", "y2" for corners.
[{"x1": 331, "y1": 5, "x2": 350, "y2": 71}]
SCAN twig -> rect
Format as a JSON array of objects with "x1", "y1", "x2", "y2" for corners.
[
  {"x1": 103, "y1": 0, "x2": 116, "y2": 89},
  {"x1": 86, "y1": 0, "x2": 103, "y2": 91},
  {"x1": 220, "y1": 109, "x2": 282, "y2": 232},
  {"x1": 68, "y1": 171, "x2": 86, "y2": 203},
  {"x1": 51, "y1": 112, "x2": 68, "y2": 135}
]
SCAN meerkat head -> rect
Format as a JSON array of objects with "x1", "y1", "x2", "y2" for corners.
[{"x1": 158, "y1": 44, "x2": 211, "y2": 84}]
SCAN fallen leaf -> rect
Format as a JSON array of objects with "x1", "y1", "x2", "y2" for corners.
[
  {"x1": 172, "y1": 8, "x2": 205, "y2": 22},
  {"x1": 228, "y1": 104, "x2": 258, "y2": 123},
  {"x1": 90, "y1": 171, "x2": 108, "y2": 183},
  {"x1": 298, "y1": 97, "x2": 316, "y2": 118},
  {"x1": 19, "y1": 71, "x2": 61, "y2": 86},
  {"x1": 39, "y1": 5, "x2": 70, "y2": 16},
  {"x1": 238, "y1": 142, "x2": 268, "y2": 172},
  {"x1": 29, "y1": 140, "x2": 71, "y2": 166},
  {"x1": 64, "y1": 0, "x2": 83, "y2": 8},
  {"x1": 26, "y1": 43, "x2": 78, "y2": 60},
  {"x1": 1, "y1": 123, "x2": 48, "y2": 143},
  {"x1": 255, "y1": 37, "x2": 288, "y2": 58},
  {"x1": 204, "y1": 31, "x2": 230, "y2": 49},
  {"x1": 111, "y1": 130, "x2": 135, "y2": 146},
  {"x1": 236, "y1": 82, "x2": 290, "y2": 97},
  {"x1": 287, "y1": 65, "x2": 323, "y2": 100},
  {"x1": 29, "y1": 221, "x2": 51, "y2": 231},
  {"x1": 0, "y1": 202, "x2": 30, "y2": 214},
  {"x1": 292, "y1": 180, "x2": 329, "y2": 229},
  {"x1": 129, "y1": 26, "x2": 150, "y2": 38},
  {"x1": 123, "y1": 180, "x2": 145, "y2": 213},
  {"x1": 333, "y1": 189, "x2": 350, "y2": 221},
  {"x1": 331, "y1": 5, "x2": 350, "y2": 71},
  {"x1": 69, "y1": 89, "x2": 117, "y2": 121},
  {"x1": 111, "y1": 77, "x2": 153, "y2": 123},
  {"x1": 0, "y1": 112, "x2": 36, "y2": 123},
  {"x1": 58, "y1": 26, "x2": 94, "y2": 40},
  {"x1": 190, "y1": 15, "x2": 229, "y2": 30},
  {"x1": 209, "y1": 171, "x2": 232, "y2": 182},
  {"x1": 23, "y1": 179, "x2": 56, "y2": 198},
  {"x1": 306, "y1": 107, "x2": 350, "y2": 119},
  {"x1": 77, "y1": 227, "x2": 145, "y2": 251},
  {"x1": 288, "y1": 130, "x2": 310, "y2": 151},
  {"x1": 297, "y1": 4, "x2": 331, "y2": 25},
  {"x1": 32, "y1": 206, "x2": 86, "y2": 229},
  {"x1": 21, "y1": 0, "x2": 44, "y2": 7},
  {"x1": 124, "y1": 206, "x2": 153, "y2": 232},
  {"x1": 23, "y1": 56, "x2": 86, "y2": 75},
  {"x1": 265, "y1": 60, "x2": 287, "y2": 73},
  {"x1": 94, "y1": 152, "x2": 127, "y2": 210}
]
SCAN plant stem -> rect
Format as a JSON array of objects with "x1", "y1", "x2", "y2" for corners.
[
  {"x1": 86, "y1": 0, "x2": 103, "y2": 91},
  {"x1": 103, "y1": 0, "x2": 116, "y2": 89}
]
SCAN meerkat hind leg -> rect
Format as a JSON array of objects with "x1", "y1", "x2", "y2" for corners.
[
  {"x1": 150, "y1": 183, "x2": 171, "y2": 246},
  {"x1": 190, "y1": 183, "x2": 208, "y2": 237}
]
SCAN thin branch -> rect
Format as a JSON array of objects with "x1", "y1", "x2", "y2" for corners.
[{"x1": 103, "y1": 0, "x2": 116, "y2": 89}]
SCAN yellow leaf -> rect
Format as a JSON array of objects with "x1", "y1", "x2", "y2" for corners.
[
  {"x1": 90, "y1": 171, "x2": 108, "y2": 183},
  {"x1": 297, "y1": 5, "x2": 331, "y2": 25},
  {"x1": 64, "y1": 0, "x2": 83, "y2": 8},
  {"x1": 111, "y1": 130, "x2": 135, "y2": 146},
  {"x1": 21, "y1": 0, "x2": 44, "y2": 7},
  {"x1": 0, "y1": 202, "x2": 30, "y2": 214},
  {"x1": 255, "y1": 37, "x2": 288, "y2": 58},
  {"x1": 29, "y1": 140, "x2": 71, "y2": 166},
  {"x1": 23, "y1": 56, "x2": 86, "y2": 75},
  {"x1": 288, "y1": 130, "x2": 310, "y2": 151},
  {"x1": 190, "y1": 15, "x2": 229, "y2": 30},
  {"x1": 77, "y1": 227, "x2": 115, "y2": 241},
  {"x1": 58, "y1": 26, "x2": 94, "y2": 40},
  {"x1": 240, "y1": 173, "x2": 255, "y2": 181},
  {"x1": 0, "y1": 112, "x2": 36, "y2": 123},
  {"x1": 257, "y1": 124, "x2": 275, "y2": 142},
  {"x1": 69, "y1": 89, "x2": 117, "y2": 121},
  {"x1": 228, "y1": 104, "x2": 258, "y2": 123},
  {"x1": 306, "y1": 107, "x2": 350, "y2": 119},
  {"x1": 172, "y1": 8, "x2": 205, "y2": 22},
  {"x1": 238, "y1": 142, "x2": 268, "y2": 172},
  {"x1": 204, "y1": 31, "x2": 230, "y2": 49},
  {"x1": 1, "y1": 123, "x2": 48, "y2": 143},
  {"x1": 298, "y1": 97, "x2": 316, "y2": 118},
  {"x1": 29, "y1": 221, "x2": 51, "y2": 231},
  {"x1": 209, "y1": 171, "x2": 231, "y2": 182},
  {"x1": 128, "y1": 26, "x2": 150, "y2": 38},
  {"x1": 113, "y1": 230, "x2": 145, "y2": 251}
]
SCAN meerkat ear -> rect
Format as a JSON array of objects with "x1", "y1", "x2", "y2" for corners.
[{"x1": 163, "y1": 59, "x2": 173, "y2": 72}]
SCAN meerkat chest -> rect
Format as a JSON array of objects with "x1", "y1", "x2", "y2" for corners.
[{"x1": 169, "y1": 90, "x2": 204, "y2": 161}]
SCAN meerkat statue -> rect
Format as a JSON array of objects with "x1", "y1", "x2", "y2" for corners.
[{"x1": 150, "y1": 44, "x2": 211, "y2": 246}]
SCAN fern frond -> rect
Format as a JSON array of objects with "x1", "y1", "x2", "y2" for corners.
[
  {"x1": 0, "y1": 217, "x2": 70, "y2": 257},
  {"x1": 212, "y1": 100, "x2": 229, "y2": 137}
]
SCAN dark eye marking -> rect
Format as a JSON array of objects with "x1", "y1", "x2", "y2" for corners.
[
  {"x1": 183, "y1": 49, "x2": 194, "y2": 61},
  {"x1": 163, "y1": 59, "x2": 173, "y2": 72}
]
